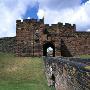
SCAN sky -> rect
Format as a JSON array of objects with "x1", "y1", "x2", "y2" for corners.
[{"x1": 0, "y1": 0, "x2": 90, "y2": 37}]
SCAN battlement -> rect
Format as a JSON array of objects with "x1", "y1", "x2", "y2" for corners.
[
  {"x1": 45, "y1": 22, "x2": 76, "y2": 29},
  {"x1": 16, "y1": 19, "x2": 76, "y2": 31},
  {"x1": 16, "y1": 18, "x2": 44, "y2": 25},
  {"x1": 64, "y1": 23, "x2": 76, "y2": 29},
  {"x1": 44, "y1": 22, "x2": 76, "y2": 34},
  {"x1": 16, "y1": 20, "x2": 21, "y2": 23},
  {"x1": 16, "y1": 18, "x2": 44, "y2": 31},
  {"x1": 58, "y1": 22, "x2": 76, "y2": 31}
]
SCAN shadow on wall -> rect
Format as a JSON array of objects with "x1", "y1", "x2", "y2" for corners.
[
  {"x1": 51, "y1": 74, "x2": 55, "y2": 87},
  {"x1": 61, "y1": 39, "x2": 72, "y2": 57}
]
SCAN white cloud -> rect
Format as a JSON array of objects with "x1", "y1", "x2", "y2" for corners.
[
  {"x1": 27, "y1": 17, "x2": 30, "y2": 19},
  {"x1": 37, "y1": 0, "x2": 90, "y2": 31},
  {"x1": 87, "y1": 29, "x2": 90, "y2": 32},
  {"x1": 37, "y1": 9, "x2": 45, "y2": 19},
  {"x1": 0, "y1": 0, "x2": 36, "y2": 37},
  {"x1": 0, "y1": 0, "x2": 90, "y2": 38},
  {"x1": 47, "y1": 47, "x2": 53, "y2": 52}
]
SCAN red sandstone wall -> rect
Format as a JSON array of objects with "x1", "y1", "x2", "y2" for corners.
[
  {"x1": 16, "y1": 19, "x2": 44, "y2": 56},
  {"x1": 61, "y1": 33, "x2": 90, "y2": 56},
  {"x1": 16, "y1": 19, "x2": 90, "y2": 57}
]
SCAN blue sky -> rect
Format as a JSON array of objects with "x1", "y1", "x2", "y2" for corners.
[
  {"x1": 81, "y1": 0, "x2": 89, "y2": 4},
  {"x1": 23, "y1": 2, "x2": 39, "y2": 19},
  {"x1": 0, "y1": 0, "x2": 90, "y2": 37}
]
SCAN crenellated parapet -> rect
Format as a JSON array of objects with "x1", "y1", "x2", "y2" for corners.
[
  {"x1": 43, "y1": 22, "x2": 76, "y2": 36},
  {"x1": 16, "y1": 20, "x2": 23, "y2": 30},
  {"x1": 16, "y1": 18, "x2": 44, "y2": 30},
  {"x1": 58, "y1": 23, "x2": 76, "y2": 36},
  {"x1": 64, "y1": 23, "x2": 76, "y2": 31}
]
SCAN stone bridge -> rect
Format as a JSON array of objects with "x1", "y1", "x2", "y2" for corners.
[{"x1": 43, "y1": 57, "x2": 90, "y2": 90}]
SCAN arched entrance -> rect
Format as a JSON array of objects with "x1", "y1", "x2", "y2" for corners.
[{"x1": 43, "y1": 42, "x2": 55, "y2": 57}]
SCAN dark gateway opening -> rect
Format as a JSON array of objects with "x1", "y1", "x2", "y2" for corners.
[{"x1": 43, "y1": 42, "x2": 55, "y2": 57}]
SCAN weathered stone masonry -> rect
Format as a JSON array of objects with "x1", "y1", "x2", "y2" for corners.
[
  {"x1": 0, "y1": 37, "x2": 16, "y2": 53},
  {"x1": 16, "y1": 18, "x2": 90, "y2": 57},
  {"x1": 0, "y1": 18, "x2": 90, "y2": 56},
  {"x1": 44, "y1": 57, "x2": 90, "y2": 90}
]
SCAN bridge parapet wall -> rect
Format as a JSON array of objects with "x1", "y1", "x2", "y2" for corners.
[{"x1": 43, "y1": 57, "x2": 90, "y2": 90}]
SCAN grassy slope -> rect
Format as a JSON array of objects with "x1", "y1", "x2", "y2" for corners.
[
  {"x1": 80, "y1": 54, "x2": 90, "y2": 59},
  {"x1": 78, "y1": 55, "x2": 90, "y2": 70},
  {"x1": 0, "y1": 53, "x2": 55, "y2": 90}
]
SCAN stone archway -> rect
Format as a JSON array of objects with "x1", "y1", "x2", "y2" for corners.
[{"x1": 43, "y1": 42, "x2": 55, "y2": 57}]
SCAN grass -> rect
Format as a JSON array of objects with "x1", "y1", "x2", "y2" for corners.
[
  {"x1": 79, "y1": 54, "x2": 90, "y2": 59},
  {"x1": 85, "y1": 66, "x2": 90, "y2": 70},
  {"x1": 0, "y1": 52, "x2": 55, "y2": 90}
]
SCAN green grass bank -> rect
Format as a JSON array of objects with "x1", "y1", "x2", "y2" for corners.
[{"x1": 0, "y1": 52, "x2": 55, "y2": 90}]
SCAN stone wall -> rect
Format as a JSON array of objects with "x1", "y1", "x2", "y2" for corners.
[
  {"x1": 0, "y1": 19, "x2": 89, "y2": 57},
  {"x1": 16, "y1": 19, "x2": 44, "y2": 56},
  {"x1": 60, "y1": 33, "x2": 90, "y2": 56},
  {"x1": 16, "y1": 19, "x2": 90, "y2": 57},
  {"x1": 44, "y1": 57, "x2": 90, "y2": 90},
  {"x1": 0, "y1": 37, "x2": 16, "y2": 53}
]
